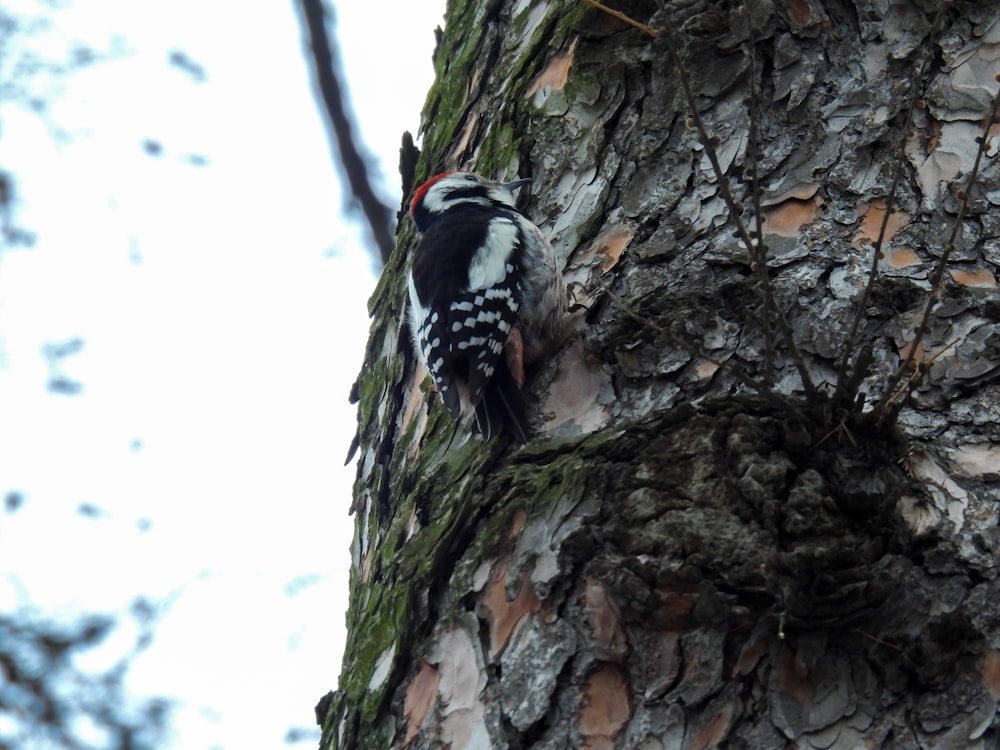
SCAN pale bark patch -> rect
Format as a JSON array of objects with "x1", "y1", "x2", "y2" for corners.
[
  {"x1": 577, "y1": 220, "x2": 635, "y2": 273},
  {"x1": 882, "y1": 246, "x2": 921, "y2": 268},
  {"x1": 948, "y1": 40, "x2": 1000, "y2": 108},
  {"x1": 526, "y1": 37, "x2": 578, "y2": 105},
  {"x1": 950, "y1": 444, "x2": 1000, "y2": 477},
  {"x1": 695, "y1": 360, "x2": 720, "y2": 382},
  {"x1": 582, "y1": 577, "x2": 628, "y2": 661},
  {"x1": 913, "y1": 121, "x2": 983, "y2": 204},
  {"x1": 403, "y1": 660, "x2": 440, "y2": 744},
  {"x1": 429, "y1": 623, "x2": 490, "y2": 749},
  {"x1": 434, "y1": 626, "x2": 485, "y2": 712},
  {"x1": 440, "y1": 704, "x2": 489, "y2": 750},
  {"x1": 853, "y1": 199, "x2": 909, "y2": 247},
  {"x1": 763, "y1": 197, "x2": 821, "y2": 237},
  {"x1": 401, "y1": 365, "x2": 429, "y2": 443},
  {"x1": 897, "y1": 494, "x2": 939, "y2": 536},
  {"x1": 479, "y1": 558, "x2": 540, "y2": 660},
  {"x1": 542, "y1": 338, "x2": 612, "y2": 436},
  {"x1": 452, "y1": 108, "x2": 480, "y2": 164},
  {"x1": 950, "y1": 267, "x2": 998, "y2": 287},
  {"x1": 895, "y1": 335, "x2": 928, "y2": 366},
  {"x1": 899, "y1": 449, "x2": 971, "y2": 536},
  {"x1": 507, "y1": 508, "x2": 527, "y2": 539},
  {"x1": 761, "y1": 183, "x2": 819, "y2": 205},
  {"x1": 368, "y1": 644, "x2": 397, "y2": 692},
  {"x1": 577, "y1": 663, "x2": 632, "y2": 749}
]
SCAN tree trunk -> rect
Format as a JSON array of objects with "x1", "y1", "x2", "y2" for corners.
[{"x1": 318, "y1": 0, "x2": 1000, "y2": 748}]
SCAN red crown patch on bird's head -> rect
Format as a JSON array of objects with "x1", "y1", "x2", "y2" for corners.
[{"x1": 409, "y1": 172, "x2": 457, "y2": 216}]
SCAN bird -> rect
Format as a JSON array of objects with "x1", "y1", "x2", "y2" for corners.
[{"x1": 407, "y1": 171, "x2": 568, "y2": 441}]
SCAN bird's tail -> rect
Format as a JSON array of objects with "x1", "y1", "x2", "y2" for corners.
[{"x1": 475, "y1": 363, "x2": 529, "y2": 442}]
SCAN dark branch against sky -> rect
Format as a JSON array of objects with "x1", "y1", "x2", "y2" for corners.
[{"x1": 297, "y1": 0, "x2": 396, "y2": 268}]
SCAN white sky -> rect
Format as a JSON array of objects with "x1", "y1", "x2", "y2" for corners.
[{"x1": 0, "y1": 1, "x2": 441, "y2": 747}]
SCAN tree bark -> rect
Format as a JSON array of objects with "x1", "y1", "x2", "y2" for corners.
[{"x1": 319, "y1": 0, "x2": 1000, "y2": 748}]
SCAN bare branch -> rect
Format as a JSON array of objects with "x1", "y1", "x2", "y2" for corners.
[
  {"x1": 579, "y1": 0, "x2": 660, "y2": 37},
  {"x1": 296, "y1": 0, "x2": 395, "y2": 267},
  {"x1": 833, "y1": 3, "x2": 951, "y2": 409},
  {"x1": 655, "y1": 0, "x2": 816, "y2": 395},
  {"x1": 583, "y1": 0, "x2": 816, "y2": 393},
  {"x1": 742, "y1": 0, "x2": 773, "y2": 387},
  {"x1": 872, "y1": 83, "x2": 1000, "y2": 425}
]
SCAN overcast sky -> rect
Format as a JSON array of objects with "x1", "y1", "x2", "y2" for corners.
[{"x1": 0, "y1": 1, "x2": 441, "y2": 747}]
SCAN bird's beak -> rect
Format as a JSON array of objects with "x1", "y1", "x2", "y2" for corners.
[{"x1": 502, "y1": 177, "x2": 531, "y2": 191}]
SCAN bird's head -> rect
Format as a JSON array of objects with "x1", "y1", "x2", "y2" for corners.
[{"x1": 409, "y1": 172, "x2": 530, "y2": 230}]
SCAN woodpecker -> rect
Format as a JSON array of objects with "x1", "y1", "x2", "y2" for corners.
[{"x1": 407, "y1": 171, "x2": 567, "y2": 442}]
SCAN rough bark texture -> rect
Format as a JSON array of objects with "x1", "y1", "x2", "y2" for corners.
[{"x1": 319, "y1": 0, "x2": 1000, "y2": 748}]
